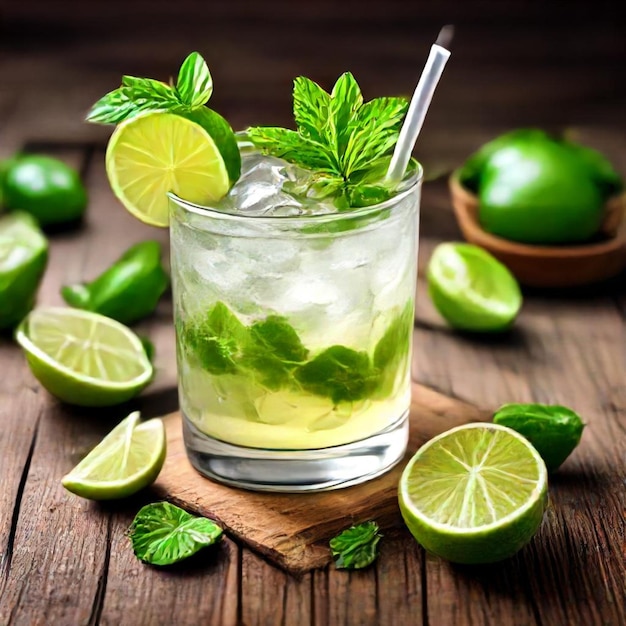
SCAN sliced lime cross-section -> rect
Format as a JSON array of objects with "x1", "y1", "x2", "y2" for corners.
[
  {"x1": 399, "y1": 423, "x2": 548, "y2": 564},
  {"x1": 105, "y1": 111, "x2": 231, "y2": 227}
]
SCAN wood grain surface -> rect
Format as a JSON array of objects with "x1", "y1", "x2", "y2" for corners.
[{"x1": 1, "y1": 1, "x2": 625, "y2": 624}]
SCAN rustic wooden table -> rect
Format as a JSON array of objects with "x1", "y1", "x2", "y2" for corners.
[{"x1": 1, "y1": 2, "x2": 624, "y2": 625}]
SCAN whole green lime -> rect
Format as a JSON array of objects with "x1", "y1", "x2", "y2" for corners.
[
  {"x1": 493, "y1": 403, "x2": 585, "y2": 472},
  {"x1": 458, "y1": 129, "x2": 624, "y2": 245},
  {"x1": 479, "y1": 140, "x2": 604, "y2": 244},
  {"x1": 3, "y1": 155, "x2": 88, "y2": 226}
]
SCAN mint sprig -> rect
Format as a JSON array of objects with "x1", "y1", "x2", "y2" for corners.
[
  {"x1": 87, "y1": 52, "x2": 214, "y2": 124},
  {"x1": 247, "y1": 73, "x2": 409, "y2": 207}
]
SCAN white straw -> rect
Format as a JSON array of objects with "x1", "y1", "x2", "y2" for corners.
[{"x1": 386, "y1": 31, "x2": 452, "y2": 183}]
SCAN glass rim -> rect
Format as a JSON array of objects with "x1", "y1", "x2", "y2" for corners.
[{"x1": 167, "y1": 162, "x2": 423, "y2": 226}]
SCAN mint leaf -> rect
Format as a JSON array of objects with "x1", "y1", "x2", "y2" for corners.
[
  {"x1": 86, "y1": 82, "x2": 181, "y2": 124},
  {"x1": 242, "y1": 316, "x2": 308, "y2": 390},
  {"x1": 121, "y1": 75, "x2": 181, "y2": 105},
  {"x1": 292, "y1": 76, "x2": 331, "y2": 144},
  {"x1": 330, "y1": 521, "x2": 382, "y2": 569},
  {"x1": 344, "y1": 97, "x2": 408, "y2": 178},
  {"x1": 176, "y1": 51, "x2": 213, "y2": 108},
  {"x1": 330, "y1": 72, "x2": 363, "y2": 156},
  {"x1": 374, "y1": 301, "x2": 414, "y2": 371},
  {"x1": 374, "y1": 301, "x2": 414, "y2": 397},
  {"x1": 86, "y1": 89, "x2": 143, "y2": 124},
  {"x1": 246, "y1": 126, "x2": 337, "y2": 173},
  {"x1": 129, "y1": 502, "x2": 223, "y2": 566},
  {"x1": 182, "y1": 301, "x2": 250, "y2": 375},
  {"x1": 294, "y1": 345, "x2": 379, "y2": 404}
]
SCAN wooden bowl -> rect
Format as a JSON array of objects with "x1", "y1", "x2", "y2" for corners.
[{"x1": 448, "y1": 173, "x2": 626, "y2": 288}]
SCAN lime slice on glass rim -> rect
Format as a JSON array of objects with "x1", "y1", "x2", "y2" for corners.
[
  {"x1": 15, "y1": 307, "x2": 153, "y2": 406},
  {"x1": 105, "y1": 111, "x2": 231, "y2": 227},
  {"x1": 62, "y1": 411, "x2": 166, "y2": 500},
  {"x1": 427, "y1": 242, "x2": 522, "y2": 332},
  {"x1": 398, "y1": 422, "x2": 548, "y2": 564}
]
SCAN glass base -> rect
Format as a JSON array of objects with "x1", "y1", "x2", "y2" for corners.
[{"x1": 182, "y1": 410, "x2": 409, "y2": 493}]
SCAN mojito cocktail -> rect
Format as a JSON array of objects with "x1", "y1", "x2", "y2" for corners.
[{"x1": 90, "y1": 53, "x2": 425, "y2": 491}]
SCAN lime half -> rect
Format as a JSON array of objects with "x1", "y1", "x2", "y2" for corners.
[
  {"x1": 16, "y1": 307, "x2": 153, "y2": 406},
  {"x1": 399, "y1": 423, "x2": 548, "y2": 564},
  {"x1": 427, "y1": 243, "x2": 522, "y2": 332},
  {"x1": 106, "y1": 111, "x2": 231, "y2": 227},
  {"x1": 62, "y1": 411, "x2": 166, "y2": 500}
]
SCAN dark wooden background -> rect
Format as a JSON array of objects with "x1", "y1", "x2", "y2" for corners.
[{"x1": 1, "y1": 1, "x2": 625, "y2": 625}]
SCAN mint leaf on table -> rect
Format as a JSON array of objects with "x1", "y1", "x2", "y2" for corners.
[
  {"x1": 129, "y1": 502, "x2": 223, "y2": 567},
  {"x1": 294, "y1": 345, "x2": 379, "y2": 404},
  {"x1": 86, "y1": 51, "x2": 213, "y2": 124},
  {"x1": 247, "y1": 73, "x2": 409, "y2": 207},
  {"x1": 330, "y1": 521, "x2": 382, "y2": 570},
  {"x1": 241, "y1": 316, "x2": 309, "y2": 390},
  {"x1": 181, "y1": 301, "x2": 250, "y2": 375}
]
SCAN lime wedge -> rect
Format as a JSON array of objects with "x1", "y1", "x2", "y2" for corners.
[
  {"x1": 427, "y1": 243, "x2": 522, "y2": 332},
  {"x1": 398, "y1": 423, "x2": 548, "y2": 564},
  {"x1": 105, "y1": 111, "x2": 231, "y2": 227},
  {"x1": 62, "y1": 411, "x2": 166, "y2": 500},
  {"x1": 16, "y1": 307, "x2": 153, "y2": 406}
]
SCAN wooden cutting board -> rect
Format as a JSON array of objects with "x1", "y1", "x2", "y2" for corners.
[{"x1": 153, "y1": 382, "x2": 490, "y2": 575}]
